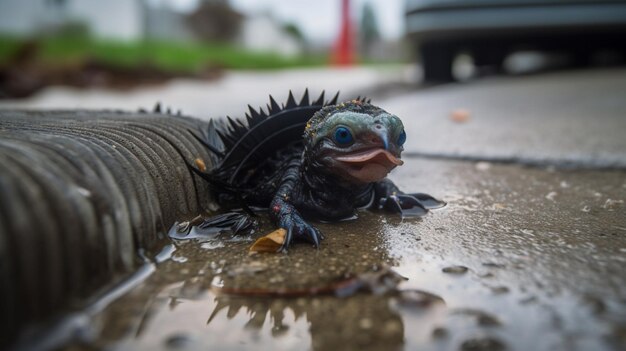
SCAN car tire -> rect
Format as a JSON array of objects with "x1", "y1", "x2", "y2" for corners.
[
  {"x1": 421, "y1": 43, "x2": 454, "y2": 82},
  {"x1": 472, "y1": 46, "x2": 506, "y2": 74}
]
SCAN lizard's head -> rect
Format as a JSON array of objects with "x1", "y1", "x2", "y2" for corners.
[{"x1": 304, "y1": 100, "x2": 405, "y2": 184}]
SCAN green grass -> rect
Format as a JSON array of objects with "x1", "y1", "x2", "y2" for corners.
[
  {"x1": 0, "y1": 36, "x2": 22, "y2": 60},
  {"x1": 0, "y1": 35, "x2": 329, "y2": 72}
]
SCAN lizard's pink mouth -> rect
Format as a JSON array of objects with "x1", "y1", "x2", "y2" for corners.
[{"x1": 335, "y1": 149, "x2": 403, "y2": 183}]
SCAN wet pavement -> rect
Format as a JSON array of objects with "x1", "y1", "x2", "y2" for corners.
[
  {"x1": 59, "y1": 158, "x2": 626, "y2": 351},
  {"x1": 5, "y1": 66, "x2": 626, "y2": 350},
  {"x1": 389, "y1": 68, "x2": 626, "y2": 168}
]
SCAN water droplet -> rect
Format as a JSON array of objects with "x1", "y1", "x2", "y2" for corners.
[
  {"x1": 520, "y1": 229, "x2": 534, "y2": 236},
  {"x1": 442, "y1": 265, "x2": 469, "y2": 274},
  {"x1": 200, "y1": 241, "x2": 225, "y2": 250},
  {"x1": 490, "y1": 286, "x2": 510, "y2": 295},
  {"x1": 453, "y1": 308, "x2": 502, "y2": 326},
  {"x1": 171, "y1": 255, "x2": 188, "y2": 263},
  {"x1": 165, "y1": 333, "x2": 196, "y2": 349},
  {"x1": 460, "y1": 337, "x2": 506, "y2": 351},
  {"x1": 602, "y1": 198, "x2": 623, "y2": 211},
  {"x1": 397, "y1": 289, "x2": 445, "y2": 308},
  {"x1": 75, "y1": 186, "x2": 91, "y2": 197},
  {"x1": 482, "y1": 262, "x2": 505, "y2": 269}
]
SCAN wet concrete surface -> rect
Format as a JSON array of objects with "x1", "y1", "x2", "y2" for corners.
[
  {"x1": 4, "y1": 66, "x2": 625, "y2": 350},
  {"x1": 389, "y1": 68, "x2": 626, "y2": 168},
  {"x1": 59, "y1": 158, "x2": 626, "y2": 351}
]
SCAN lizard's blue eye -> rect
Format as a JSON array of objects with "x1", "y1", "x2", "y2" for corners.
[
  {"x1": 334, "y1": 127, "x2": 353, "y2": 145},
  {"x1": 397, "y1": 130, "x2": 406, "y2": 146}
]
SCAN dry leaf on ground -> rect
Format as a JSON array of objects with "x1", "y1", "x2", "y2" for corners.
[
  {"x1": 249, "y1": 228, "x2": 286, "y2": 253},
  {"x1": 450, "y1": 109, "x2": 471, "y2": 123}
]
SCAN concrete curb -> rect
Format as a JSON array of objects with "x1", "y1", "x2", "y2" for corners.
[{"x1": 0, "y1": 110, "x2": 214, "y2": 348}]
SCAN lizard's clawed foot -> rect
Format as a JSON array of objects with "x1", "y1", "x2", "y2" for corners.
[
  {"x1": 278, "y1": 212, "x2": 324, "y2": 251},
  {"x1": 380, "y1": 193, "x2": 446, "y2": 218}
]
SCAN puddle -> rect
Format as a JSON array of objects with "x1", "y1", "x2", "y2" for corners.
[{"x1": 49, "y1": 159, "x2": 626, "y2": 351}]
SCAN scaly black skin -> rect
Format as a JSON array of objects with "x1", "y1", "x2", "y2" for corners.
[
  {"x1": 268, "y1": 156, "x2": 373, "y2": 248},
  {"x1": 191, "y1": 99, "x2": 444, "y2": 251},
  {"x1": 233, "y1": 101, "x2": 443, "y2": 250}
]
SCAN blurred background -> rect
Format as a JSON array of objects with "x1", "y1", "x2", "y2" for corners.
[
  {"x1": 0, "y1": 0, "x2": 406, "y2": 100},
  {"x1": 0, "y1": 0, "x2": 625, "y2": 114},
  {"x1": 2, "y1": 2, "x2": 626, "y2": 350}
]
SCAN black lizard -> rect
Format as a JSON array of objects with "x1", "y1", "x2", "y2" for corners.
[{"x1": 187, "y1": 91, "x2": 444, "y2": 251}]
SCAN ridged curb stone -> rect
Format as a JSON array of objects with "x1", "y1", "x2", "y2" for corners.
[{"x1": 0, "y1": 110, "x2": 215, "y2": 348}]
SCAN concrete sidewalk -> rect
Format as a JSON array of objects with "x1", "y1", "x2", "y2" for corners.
[
  {"x1": 73, "y1": 158, "x2": 625, "y2": 351},
  {"x1": 0, "y1": 66, "x2": 413, "y2": 120},
  {"x1": 7, "y1": 65, "x2": 624, "y2": 166},
  {"x1": 4, "y1": 66, "x2": 626, "y2": 350},
  {"x1": 387, "y1": 68, "x2": 626, "y2": 168}
]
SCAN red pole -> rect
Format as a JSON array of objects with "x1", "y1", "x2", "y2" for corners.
[{"x1": 332, "y1": 0, "x2": 354, "y2": 66}]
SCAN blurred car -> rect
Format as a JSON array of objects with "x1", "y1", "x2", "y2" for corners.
[{"x1": 405, "y1": 0, "x2": 626, "y2": 81}]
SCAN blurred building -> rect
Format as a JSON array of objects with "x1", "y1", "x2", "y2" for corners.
[
  {"x1": 144, "y1": 3, "x2": 194, "y2": 42},
  {"x1": 0, "y1": 0, "x2": 303, "y2": 55},
  {"x1": 238, "y1": 14, "x2": 303, "y2": 56},
  {"x1": 0, "y1": 0, "x2": 144, "y2": 40}
]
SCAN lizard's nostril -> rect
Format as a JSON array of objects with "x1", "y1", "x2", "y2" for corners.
[{"x1": 375, "y1": 124, "x2": 382, "y2": 129}]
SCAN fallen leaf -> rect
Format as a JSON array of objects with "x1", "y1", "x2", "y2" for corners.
[
  {"x1": 194, "y1": 158, "x2": 207, "y2": 172},
  {"x1": 450, "y1": 109, "x2": 471, "y2": 123},
  {"x1": 249, "y1": 228, "x2": 286, "y2": 253}
]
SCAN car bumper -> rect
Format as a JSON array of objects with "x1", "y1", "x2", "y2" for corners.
[{"x1": 406, "y1": 3, "x2": 626, "y2": 42}]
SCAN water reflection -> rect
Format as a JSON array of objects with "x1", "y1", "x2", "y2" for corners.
[
  {"x1": 81, "y1": 212, "x2": 450, "y2": 350},
  {"x1": 206, "y1": 293, "x2": 406, "y2": 350}
]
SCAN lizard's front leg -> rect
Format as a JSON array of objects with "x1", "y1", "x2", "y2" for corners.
[
  {"x1": 375, "y1": 179, "x2": 445, "y2": 217},
  {"x1": 270, "y1": 164, "x2": 324, "y2": 251}
]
